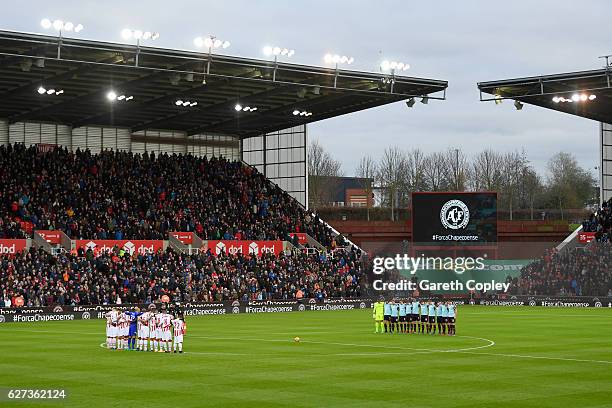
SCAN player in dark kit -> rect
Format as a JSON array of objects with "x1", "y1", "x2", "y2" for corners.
[
  {"x1": 419, "y1": 301, "x2": 428, "y2": 334},
  {"x1": 389, "y1": 300, "x2": 399, "y2": 333},
  {"x1": 446, "y1": 302, "x2": 457, "y2": 335},
  {"x1": 410, "y1": 298, "x2": 420, "y2": 334},
  {"x1": 383, "y1": 301, "x2": 392, "y2": 333},
  {"x1": 398, "y1": 300, "x2": 407, "y2": 333}
]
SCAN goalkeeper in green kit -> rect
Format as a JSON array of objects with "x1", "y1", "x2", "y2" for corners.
[{"x1": 373, "y1": 298, "x2": 385, "y2": 333}]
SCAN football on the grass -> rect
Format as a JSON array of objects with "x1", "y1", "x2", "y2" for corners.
[{"x1": 293, "y1": 336, "x2": 300, "y2": 342}]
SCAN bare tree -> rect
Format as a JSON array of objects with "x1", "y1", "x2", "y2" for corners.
[
  {"x1": 545, "y1": 152, "x2": 595, "y2": 219},
  {"x1": 405, "y1": 148, "x2": 427, "y2": 191},
  {"x1": 443, "y1": 148, "x2": 470, "y2": 191},
  {"x1": 377, "y1": 146, "x2": 407, "y2": 221},
  {"x1": 471, "y1": 149, "x2": 504, "y2": 191},
  {"x1": 500, "y1": 150, "x2": 528, "y2": 220},
  {"x1": 423, "y1": 152, "x2": 447, "y2": 191},
  {"x1": 355, "y1": 155, "x2": 377, "y2": 221},
  {"x1": 307, "y1": 140, "x2": 343, "y2": 210},
  {"x1": 521, "y1": 167, "x2": 542, "y2": 220}
]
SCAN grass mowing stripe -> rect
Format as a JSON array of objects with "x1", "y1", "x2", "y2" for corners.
[{"x1": 1, "y1": 306, "x2": 612, "y2": 408}]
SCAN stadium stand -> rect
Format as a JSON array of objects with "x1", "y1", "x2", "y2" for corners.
[
  {"x1": 0, "y1": 143, "x2": 339, "y2": 248},
  {"x1": 0, "y1": 246, "x2": 365, "y2": 307},
  {"x1": 512, "y1": 243, "x2": 612, "y2": 296},
  {"x1": 582, "y1": 198, "x2": 612, "y2": 242},
  {"x1": 504, "y1": 199, "x2": 612, "y2": 297}
]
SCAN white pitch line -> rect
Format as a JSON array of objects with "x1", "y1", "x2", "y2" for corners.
[
  {"x1": 464, "y1": 312, "x2": 612, "y2": 317},
  {"x1": 455, "y1": 350, "x2": 612, "y2": 365},
  {"x1": 187, "y1": 334, "x2": 495, "y2": 353}
]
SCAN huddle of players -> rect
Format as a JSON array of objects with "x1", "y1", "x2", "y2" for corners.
[
  {"x1": 373, "y1": 299, "x2": 457, "y2": 335},
  {"x1": 104, "y1": 304, "x2": 187, "y2": 353}
]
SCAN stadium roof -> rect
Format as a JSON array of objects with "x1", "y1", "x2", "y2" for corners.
[
  {"x1": 0, "y1": 30, "x2": 448, "y2": 139},
  {"x1": 478, "y1": 67, "x2": 612, "y2": 124}
]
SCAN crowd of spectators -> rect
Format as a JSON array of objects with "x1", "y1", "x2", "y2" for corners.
[
  {"x1": 1, "y1": 246, "x2": 365, "y2": 308},
  {"x1": 511, "y1": 243, "x2": 612, "y2": 296},
  {"x1": 582, "y1": 198, "x2": 612, "y2": 242},
  {"x1": 0, "y1": 143, "x2": 337, "y2": 247}
]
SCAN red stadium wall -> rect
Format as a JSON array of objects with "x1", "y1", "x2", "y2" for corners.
[{"x1": 329, "y1": 220, "x2": 571, "y2": 258}]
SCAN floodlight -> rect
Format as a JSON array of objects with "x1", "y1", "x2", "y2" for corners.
[
  {"x1": 74, "y1": 24, "x2": 83, "y2": 32},
  {"x1": 41, "y1": 19, "x2": 52, "y2": 29},
  {"x1": 381, "y1": 59, "x2": 409, "y2": 72},
  {"x1": 235, "y1": 104, "x2": 243, "y2": 111},
  {"x1": 37, "y1": 86, "x2": 46, "y2": 94},
  {"x1": 571, "y1": 94, "x2": 580, "y2": 102},
  {"x1": 263, "y1": 46, "x2": 273, "y2": 56},
  {"x1": 107, "y1": 91, "x2": 117, "y2": 101},
  {"x1": 293, "y1": 110, "x2": 300, "y2": 115},
  {"x1": 122, "y1": 29, "x2": 132, "y2": 40},
  {"x1": 589, "y1": 94, "x2": 596, "y2": 100},
  {"x1": 53, "y1": 20, "x2": 63, "y2": 30},
  {"x1": 63, "y1": 22, "x2": 74, "y2": 31},
  {"x1": 47, "y1": 89, "x2": 55, "y2": 95}
]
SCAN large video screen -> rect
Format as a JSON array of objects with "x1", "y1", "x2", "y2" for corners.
[{"x1": 412, "y1": 192, "x2": 497, "y2": 244}]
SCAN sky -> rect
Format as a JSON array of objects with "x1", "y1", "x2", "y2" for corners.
[{"x1": 2, "y1": 0, "x2": 609, "y2": 178}]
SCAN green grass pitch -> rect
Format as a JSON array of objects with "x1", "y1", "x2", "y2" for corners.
[{"x1": 1, "y1": 306, "x2": 612, "y2": 408}]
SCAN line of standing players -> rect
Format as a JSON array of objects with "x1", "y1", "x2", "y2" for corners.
[
  {"x1": 104, "y1": 303, "x2": 187, "y2": 353},
  {"x1": 372, "y1": 298, "x2": 457, "y2": 335}
]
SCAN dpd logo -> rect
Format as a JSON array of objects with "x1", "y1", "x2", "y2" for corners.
[
  {"x1": 440, "y1": 200, "x2": 470, "y2": 230},
  {"x1": 215, "y1": 242, "x2": 226, "y2": 255},
  {"x1": 232, "y1": 307, "x2": 240, "y2": 314}
]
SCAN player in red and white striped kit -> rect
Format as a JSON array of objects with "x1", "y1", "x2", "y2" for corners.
[
  {"x1": 116, "y1": 313, "x2": 129, "y2": 350},
  {"x1": 172, "y1": 317, "x2": 187, "y2": 353},
  {"x1": 105, "y1": 308, "x2": 120, "y2": 350},
  {"x1": 158, "y1": 312, "x2": 173, "y2": 353},
  {"x1": 149, "y1": 312, "x2": 159, "y2": 352},
  {"x1": 137, "y1": 311, "x2": 151, "y2": 351}
]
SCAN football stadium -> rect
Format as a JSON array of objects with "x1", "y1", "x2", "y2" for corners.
[{"x1": 1, "y1": 2, "x2": 612, "y2": 407}]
